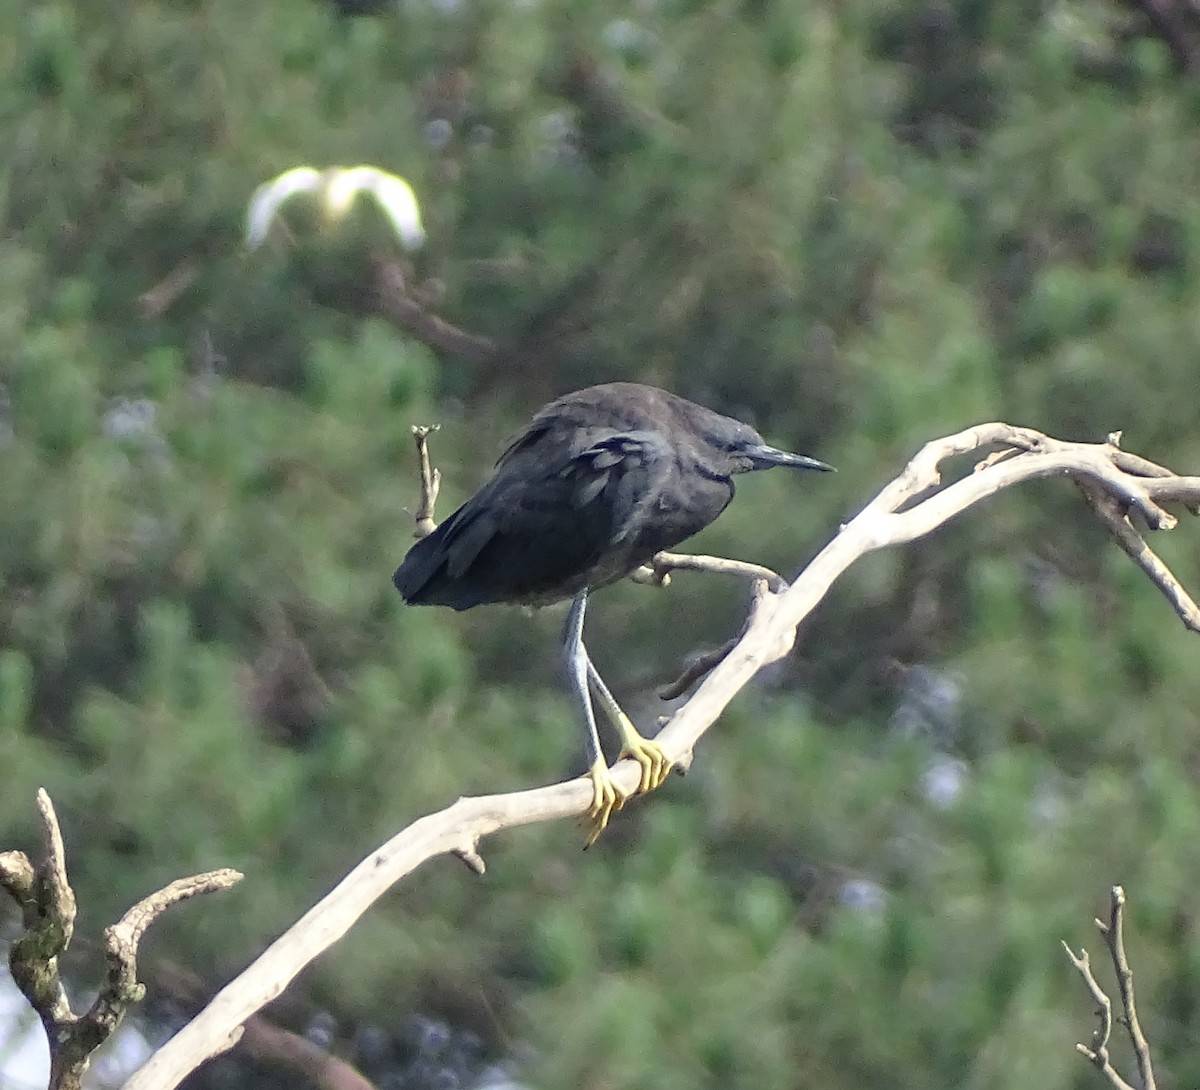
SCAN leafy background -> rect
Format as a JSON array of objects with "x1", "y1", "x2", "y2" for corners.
[{"x1": 4, "y1": 0, "x2": 1200, "y2": 1087}]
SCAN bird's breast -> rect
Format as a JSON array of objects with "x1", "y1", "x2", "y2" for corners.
[{"x1": 622, "y1": 473, "x2": 732, "y2": 559}]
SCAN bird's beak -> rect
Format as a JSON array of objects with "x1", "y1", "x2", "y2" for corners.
[{"x1": 745, "y1": 444, "x2": 835, "y2": 472}]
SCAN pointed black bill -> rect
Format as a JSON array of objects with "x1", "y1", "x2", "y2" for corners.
[{"x1": 745, "y1": 444, "x2": 835, "y2": 473}]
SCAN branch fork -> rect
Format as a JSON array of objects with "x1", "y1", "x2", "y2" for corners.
[
  {"x1": 1063, "y1": 885, "x2": 1158, "y2": 1090},
  {"x1": 1, "y1": 790, "x2": 240, "y2": 1090}
]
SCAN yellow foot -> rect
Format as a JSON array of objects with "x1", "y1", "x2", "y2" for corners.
[
  {"x1": 582, "y1": 737, "x2": 674, "y2": 847},
  {"x1": 585, "y1": 757, "x2": 632, "y2": 847},
  {"x1": 619, "y1": 733, "x2": 673, "y2": 794}
]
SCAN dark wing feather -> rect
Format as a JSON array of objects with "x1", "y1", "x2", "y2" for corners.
[{"x1": 393, "y1": 429, "x2": 672, "y2": 609}]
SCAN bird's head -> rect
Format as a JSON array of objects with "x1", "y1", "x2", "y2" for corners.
[{"x1": 696, "y1": 413, "x2": 834, "y2": 478}]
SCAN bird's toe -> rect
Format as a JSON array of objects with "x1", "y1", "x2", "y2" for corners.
[
  {"x1": 621, "y1": 735, "x2": 673, "y2": 794},
  {"x1": 584, "y1": 758, "x2": 631, "y2": 847}
]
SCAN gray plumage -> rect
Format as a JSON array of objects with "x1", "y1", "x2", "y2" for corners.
[
  {"x1": 392, "y1": 381, "x2": 833, "y2": 843},
  {"x1": 393, "y1": 382, "x2": 832, "y2": 609}
]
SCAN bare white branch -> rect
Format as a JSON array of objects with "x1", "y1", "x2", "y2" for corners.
[
  {"x1": 1063, "y1": 886, "x2": 1158, "y2": 1090},
  {"x1": 123, "y1": 423, "x2": 1199, "y2": 1090}
]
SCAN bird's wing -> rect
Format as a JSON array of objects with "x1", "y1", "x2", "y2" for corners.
[
  {"x1": 322, "y1": 166, "x2": 373, "y2": 218},
  {"x1": 322, "y1": 166, "x2": 425, "y2": 249},
  {"x1": 244, "y1": 167, "x2": 324, "y2": 248},
  {"x1": 395, "y1": 429, "x2": 672, "y2": 607},
  {"x1": 493, "y1": 418, "x2": 551, "y2": 468},
  {"x1": 561, "y1": 431, "x2": 671, "y2": 528},
  {"x1": 449, "y1": 429, "x2": 670, "y2": 578},
  {"x1": 363, "y1": 170, "x2": 425, "y2": 249}
]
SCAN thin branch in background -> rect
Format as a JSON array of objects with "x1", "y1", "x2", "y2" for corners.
[
  {"x1": 374, "y1": 261, "x2": 497, "y2": 365},
  {"x1": 1103, "y1": 886, "x2": 1158, "y2": 1090},
  {"x1": 0, "y1": 790, "x2": 241, "y2": 1090},
  {"x1": 136, "y1": 262, "x2": 198, "y2": 319},
  {"x1": 1063, "y1": 885, "x2": 1158, "y2": 1090},
  {"x1": 1119, "y1": 0, "x2": 1200, "y2": 73},
  {"x1": 1061, "y1": 943, "x2": 1134, "y2": 1090},
  {"x1": 148, "y1": 961, "x2": 377, "y2": 1090},
  {"x1": 1, "y1": 791, "x2": 75, "y2": 1030},
  {"x1": 657, "y1": 636, "x2": 739, "y2": 701}
]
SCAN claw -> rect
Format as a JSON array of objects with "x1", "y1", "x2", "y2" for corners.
[
  {"x1": 585, "y1": 758, "x2": 632, "y2": 847},
  {"x1": 620, "y1": 734, "x2": 672, "y2": 794},
  {"x1": 582, "y1": 737, "x2": 674, "y2": 846}
]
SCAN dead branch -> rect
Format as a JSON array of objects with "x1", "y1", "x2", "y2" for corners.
[
  {"x1": 1061, "y1": 940, "x2": 1132, "y2": 1090},
  {"x1": 374, "y1": 261, "x2": 497, "y2": 365},
  {"x1": 658, "y1": 635, "x2": 740, "y2": 701},
  {"x1": 122, "y1": 423, "x2": 1200, "y2": 1090},
  {"x1": 236, "y1": 1017, "x2": 378, "y2": 1090},
  {"x1": 136, "y1": 262, "x2": 198, "y2": 319},
  {"x1": 410, "y1": 424, "x2": 442, "y2": 539},
  {"x1": 1063, "y1": 885, "x2": 1158, "y2": 1090},
  {"x1": 142, "y1": 961, "x2": 377, "y2": 1090},
  {"x1": 630, "y1": 551, "x2": 789, "y2": 593},
  {"x1": 0, "y1": 791, "x2": 240, "y2": 1090}
]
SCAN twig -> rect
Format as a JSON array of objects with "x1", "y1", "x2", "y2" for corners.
[
  {"x1": 630, "y1": 553, "x2": 789, "y2": 693},
  {"x1": 3, "y1": 790, "x2": 76, "y2": 1031},
  {"x1": 238, "y1": 1017, "x2": 378, "y2": 1090},
  {"x1": 1062, "y1": 942, "x2": 1135, "y2": 1090},
  {"x1": 452, "y1": 846, "x2": 487, "y2": 875},
  {"x1": 1, "y1": 790, "x2": 241, "y2": 1090},
  {"x1": 136, "y1": 262, "x2": 198, "y2": 319},
  {"x1": 375, "y1": 261, "x2": 497, "y2": 365},
  {"x1": 1078, "y1": 482, "x2": 1200, "y2": 631},
  {"x1": 1062, "y1": 886, "x2": 1157, "y2": 1090},
  {"x1": 1103, "y1": 886, "x2": 1158, "y2": 1090},
  {"x1": 411, "y1": 425, "x2": 442, "y2": 538},
  {"x1": 630, "y1": 551, "x2": 788, "y2": 593},
  {"x1": 658, "y1": 636, "x2": 739, "y2": 701},
  {"x1": 146, "y1": 960, "x2": 377, "y2": 1090},
  {"x1": 128, "y1": 423, "x2": 1200, "y2": 1090}
]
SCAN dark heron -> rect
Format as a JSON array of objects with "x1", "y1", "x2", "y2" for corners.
[{"x1": 393, "y1": 382, "x2": 833, "y2": 842}]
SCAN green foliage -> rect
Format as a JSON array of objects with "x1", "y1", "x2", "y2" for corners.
[{"x1": 4, "y1": 0, "x2": 1200, "y2": 1086}]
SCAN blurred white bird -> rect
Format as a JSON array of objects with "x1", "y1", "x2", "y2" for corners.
[{"x1": 245, "y1": 165, "x2": 425, "y2": 250}]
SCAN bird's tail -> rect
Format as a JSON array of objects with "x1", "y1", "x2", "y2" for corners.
[
  {"x1": 392, "y1": 533, "x2": 443, "y2": 604},
  {"x1": 393, "y1": 520, "x2": 499, "y2": 611}
]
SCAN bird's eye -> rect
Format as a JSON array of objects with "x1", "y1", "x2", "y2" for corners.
[{"x1": 732, "y1": 428, "x2": 757, "y2": 451}]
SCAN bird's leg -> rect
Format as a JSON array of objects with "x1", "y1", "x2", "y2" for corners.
[
  {"x1": 585, "y1": 659, "x2": 672, "y2": 795},
  {"x1": 562, "y1": 591, "x2": 628, "y2": 844},
  {"x1": 564, "y1": 593, "x2": 675, "y2": 844}
]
